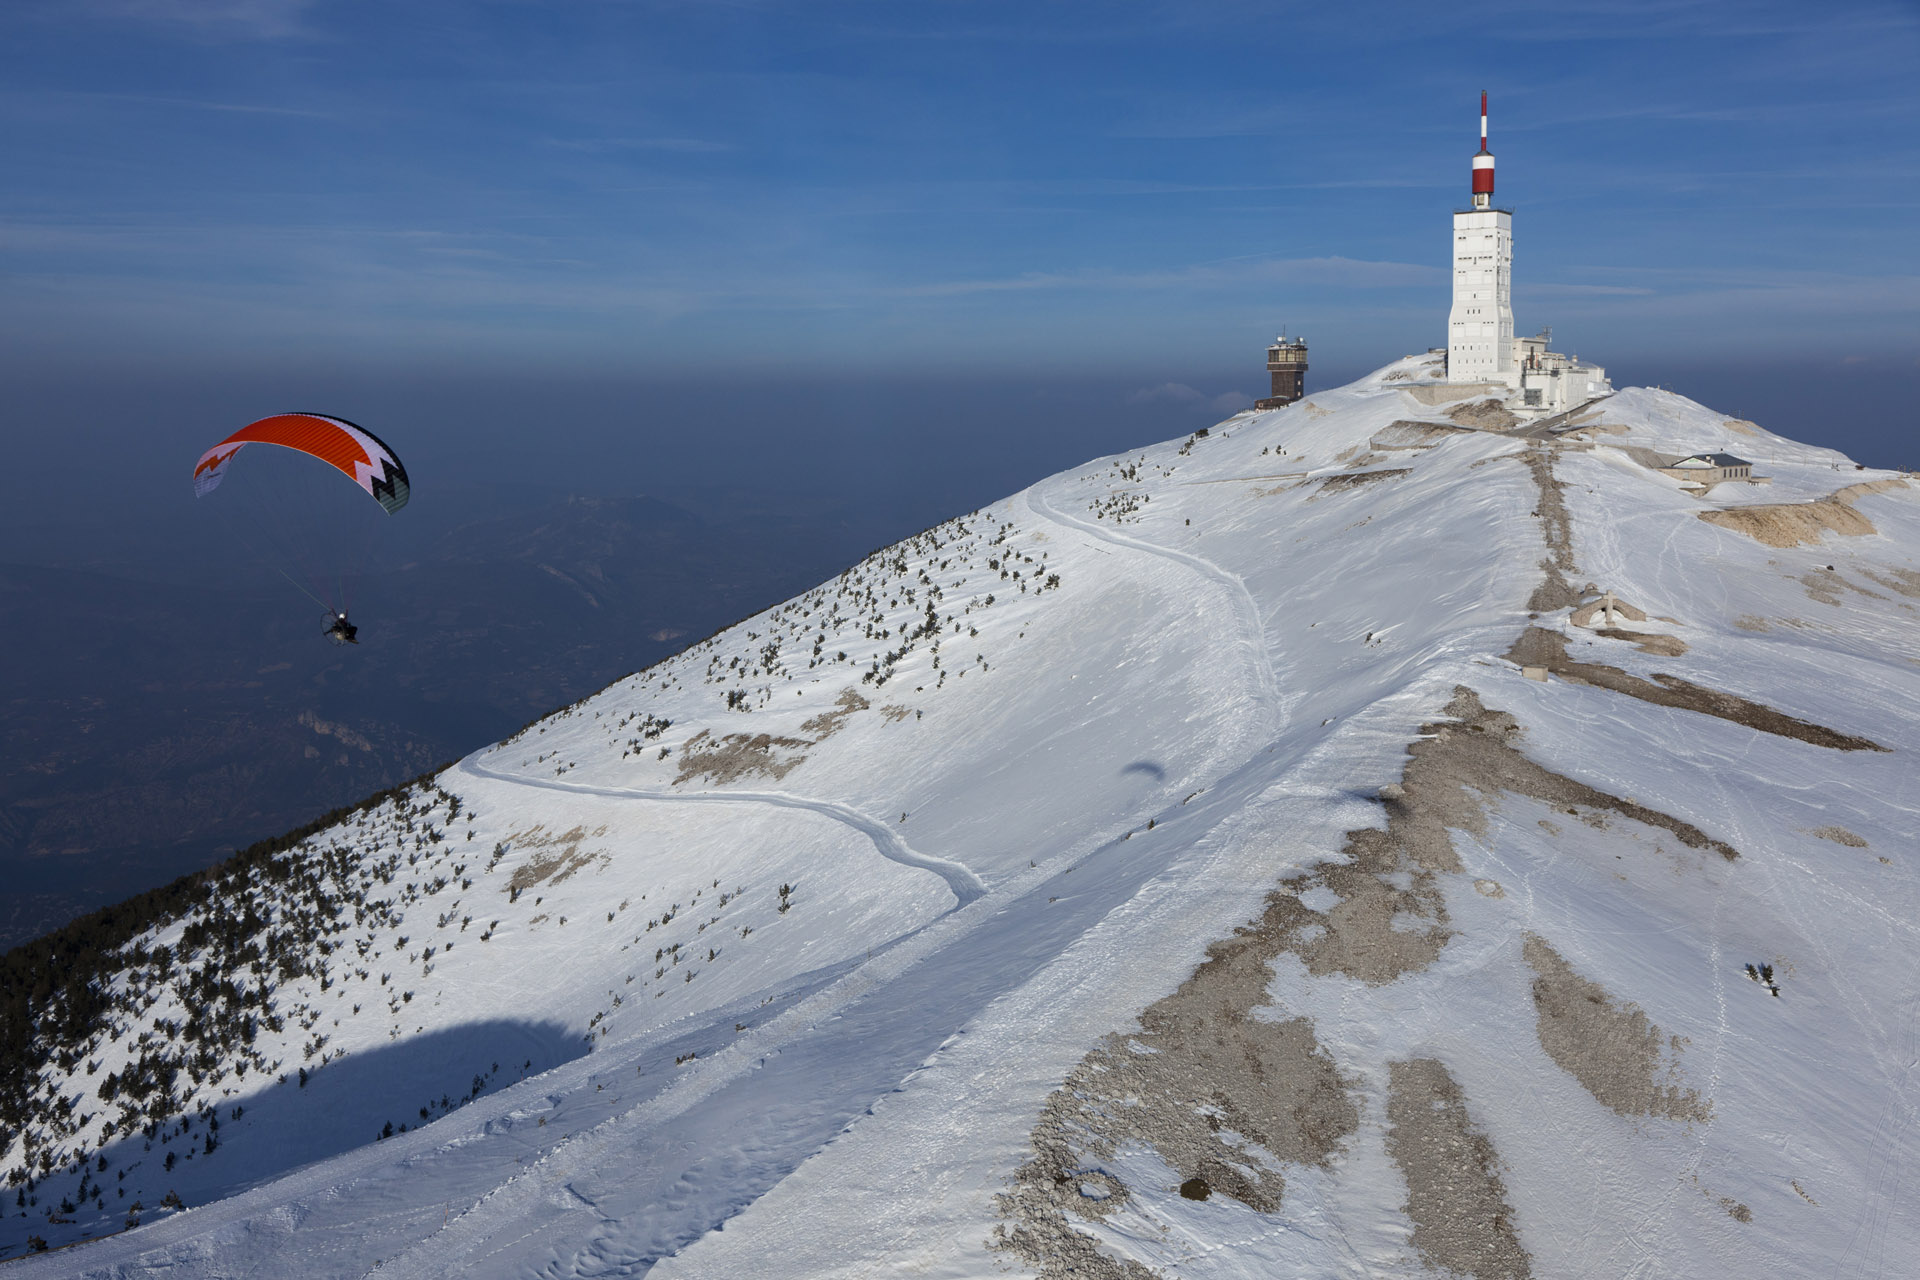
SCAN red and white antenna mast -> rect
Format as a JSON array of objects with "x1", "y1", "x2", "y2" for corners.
[{"x1": 1471, "y1": 90, "x2": 1495, "y2": 209}]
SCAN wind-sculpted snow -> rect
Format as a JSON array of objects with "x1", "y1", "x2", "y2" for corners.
[{"x1": 8, "y1": 355, "x2": 1920, "y2": 1279}]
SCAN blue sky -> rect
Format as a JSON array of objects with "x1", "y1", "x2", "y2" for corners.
[{"x1": 5, "y1": 0, "x2": 1917, "y2": 383}]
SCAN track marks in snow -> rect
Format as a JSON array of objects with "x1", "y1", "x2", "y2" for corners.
[
  {"x1": 1024, "y1": 484, "x2": 1282, "y2": 729},
  {"x1": 1839, "y1": 983, "x2": 1919, "y2": 1280},
  {"x1": 459, "y1": 757, "x2": 986, "y2": 908},
  {"x1": 376, "y1": 772, "x2": 1224, "y2": 1277}
]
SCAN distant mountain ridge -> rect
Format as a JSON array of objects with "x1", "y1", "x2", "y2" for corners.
[{"x1": 6, "y1": 355, "x2": 1917, "y2": 1278}]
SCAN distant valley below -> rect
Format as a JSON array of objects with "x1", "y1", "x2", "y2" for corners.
[{"x1": 0, "y1": 489, "x2": 910, "y2": 951}]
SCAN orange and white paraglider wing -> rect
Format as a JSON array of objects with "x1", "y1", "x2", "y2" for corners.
[{"x1": 192, "y1": 413, "x2": 410, "y2": 513}]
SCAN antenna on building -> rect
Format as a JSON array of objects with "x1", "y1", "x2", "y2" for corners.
[{"x1": 1471, "y1": 91, "x2": 1495, "y2": 211}]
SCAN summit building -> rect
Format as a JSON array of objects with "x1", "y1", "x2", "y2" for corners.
[{"x1": 1445, "y1": 93, "x2": 1609, "y2": 415}]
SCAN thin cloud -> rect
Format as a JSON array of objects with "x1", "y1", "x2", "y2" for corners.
[
  {"x1": 76, "y1": 0, "x2": 319, "y2": 39},
  {"x1": 1509, "y1": 95, "x2": 1920, "y2": 132},
  {"x1": 1129, "y1": 382, "x2": 1206, "y2": 404},
  {"x1": 1514, "y1": 265, "x2": 1920, "y2": 323},
  {"x1": 548, "y1": 137, "x2": 738, "y2": 154},
  {"x1": 902, "y1": 255, "x2": 1442, "y2": 298},
  {"x1": 1520, "y1": 283, "x2": 1657, "y2": 297},
  {"x1": 1461, "y1": 0, "x2": 1915, "y2": 44},
  {"x1": 1124, "y1": 384, "x2": 1253, "y2": 414},
  {"x1": 53, "y1": 90, "x2": 335, "y2": 118}
]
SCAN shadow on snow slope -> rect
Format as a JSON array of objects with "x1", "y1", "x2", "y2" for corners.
[
  {"x1": 369, "y1": 808, "x2": 1210, "y2": 1279},
  {"x1": 0, "y1": 1019, "x2": 585, "y2": 1261}
]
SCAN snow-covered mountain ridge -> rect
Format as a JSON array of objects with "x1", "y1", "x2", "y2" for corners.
[{"x1": 6, "y1": 354, "x2": 1918, "y2": 1278}]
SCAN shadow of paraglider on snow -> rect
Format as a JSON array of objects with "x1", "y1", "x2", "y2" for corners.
[{"x1": 1120, "y1": 760, "x2": 1167, "y2": 781}]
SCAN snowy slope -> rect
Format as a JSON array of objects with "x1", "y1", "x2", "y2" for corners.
[{"x1": 6, "y1": 355, "x2": 1918, "y2": 1279}]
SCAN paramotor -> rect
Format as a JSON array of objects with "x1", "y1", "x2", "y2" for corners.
[{"x1": 192, "y1": 413, "x2": 410, "y2": 638}]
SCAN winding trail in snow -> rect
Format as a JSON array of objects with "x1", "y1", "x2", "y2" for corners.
[
  {"x1": 1023, "y1": 482, "x2": 1284, "y2": 726},
  {"x1": 357, "y1": 490, "x2": 1300, "y2": 1277},
  {"x1": 457, "y1": 758, "x2": 988, "y2": 907},
  {"x1": 32, "y1": 476, "x2": 1302, "y2": 1280},
  {"x1": 23, "y1": 387, "x2": 1919, "y2": 1280},
  {"x1": 364, "y1": 797, "x2": 1238, "y2": 1278}
]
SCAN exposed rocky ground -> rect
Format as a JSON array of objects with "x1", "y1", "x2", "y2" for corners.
[{"x1": 6, "y1": 359, "x2": 1916, "y2": 1279}]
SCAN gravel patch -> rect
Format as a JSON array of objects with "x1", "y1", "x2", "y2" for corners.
[
  {"x1": 1386, "y1": 1057, "x2": 1532, "y2": 1280},
  {"x1": 1370, "y1": 421, "x2": 1473, "y2": 451},
  {"x1": 1521, "y1": 448, "x2": 1581, "y2": 612},
  {"x1": 1697, "y1": 478, "x2": 1909, "y2": 549},
  {"x1": 1524, "y1": 933, "x2": 1711, "y2": 1122},
  {"x1": 1861, "y1": 566, "x2": 1920, "y2": 599},
  {"x1": 992, "y1": 923, "x2": 1358, "y2": 1277},
  {"x1": 1449, "y1": 399, "x2": 1522, "y2": 431},
  {"x1": 1311, "y1": 468, "x2": 1412, "y2": 499},
  {"x1": 671, "y1": 730, "x2": 810, "y2": 785},
  {"x1": 798, "y1": 687, "x2": 869, "y2": 739},
  {"x1": 504, "y1": 824, "x2": 609, "y2": 892},
  {"x1": 1507, "y1": 627, "x2": 1885, "y2": 755},
  {"x1": 996, "y1": 686, "x2": 1734, "y2": 1275},
  {"x1": 1594, "y1": 627, "x2": 1689, "y2": 657}
]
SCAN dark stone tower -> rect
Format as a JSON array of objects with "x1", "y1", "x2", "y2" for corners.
[{"x1": 1256, "y1": 334, "x2": 1308, "y2": 410}]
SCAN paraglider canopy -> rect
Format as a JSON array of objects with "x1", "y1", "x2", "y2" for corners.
[
  {"x1": 191, "y1": 412, "x2": 410, "y2": 633},
  {"x1": 193, "y1": 413, "x2": 410, "y2": 514}
]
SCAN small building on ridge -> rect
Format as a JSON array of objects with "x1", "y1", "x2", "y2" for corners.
[
  {"x1": 1256, "y1": 335, "x2": 1308, "y2": 410},
  {"x1": 1656, "y1": 453, "x2": 1757, "y2": 487}
]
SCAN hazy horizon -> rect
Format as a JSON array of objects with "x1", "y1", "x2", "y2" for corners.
[{"x1": 3, "y1": 0, "x2": 1918, "y2": 947}]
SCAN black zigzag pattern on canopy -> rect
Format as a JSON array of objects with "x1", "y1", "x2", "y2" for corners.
[
  {"x1": 368, "y1": 457, "x2": 410, "y2": 514},
  {"x1": 297, "y1": 412, "x2": 411, "y2": 514}
]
